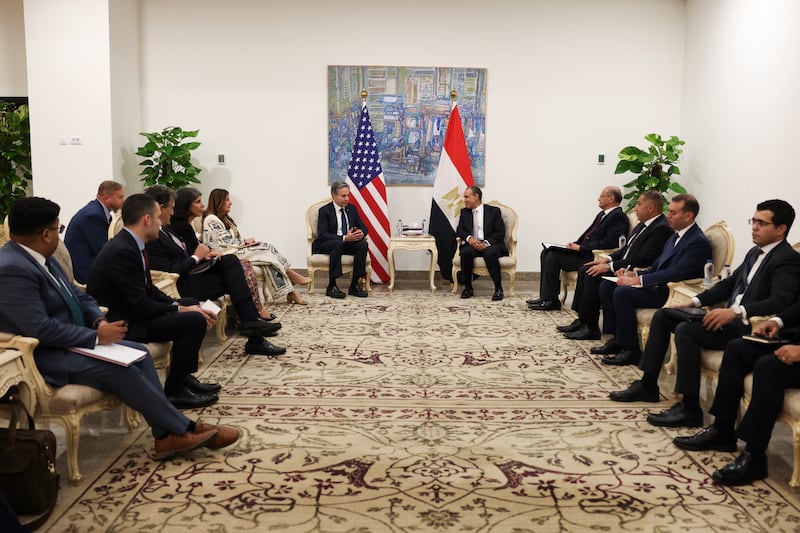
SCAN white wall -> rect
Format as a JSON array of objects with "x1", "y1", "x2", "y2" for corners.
[
  {"x1": 23, "y1": 0, "x2": 115, "y2": 223},
  {"x1": 0, "y1": 0, "x2": 27, "y2": 96},
  {"x1": 134, "y1": 0, "x2": 686, "y2": 272},
  {"x1": 682, "y1": 0, "x2": 800, "y2": 265}
]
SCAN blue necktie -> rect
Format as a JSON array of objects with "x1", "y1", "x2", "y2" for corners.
[
  {"x1": 46, "y1": 259, "x2": 85, "y2": 326},
  {"x1": 727, "y1": 248, "x2": 764, "y2": 306},
  {"x1": 340, "y1": 207, "x2": 348, "y2": 234}
]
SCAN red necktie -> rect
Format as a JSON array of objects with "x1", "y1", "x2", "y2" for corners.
[{"x1": 142, "y1": 249, "x2": 155, "y2": 297}]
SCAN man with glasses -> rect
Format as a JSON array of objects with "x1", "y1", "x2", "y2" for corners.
[
  {"x1": 0, "y1": 197, "x2": 240, "y2": 460},
  {"x1": 528, "y1": 186, "x2": 629, "y2": 311},
  {"x1": 609, "y1": 199, "x2": 800, "y2": 429}
]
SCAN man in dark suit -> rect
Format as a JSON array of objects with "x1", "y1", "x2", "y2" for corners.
[
  {"x1": 558, "y1": 190, "x2": 672, "y2": 340},
  {"x1": 87, "y1": 194, "x2": 222, "y2": 409},
  {"x1": 312, "y1": 180, "x2": 369, "y2": 298},
  {"x1": 595, "y1": 194, "x2": 711, "y2": 365},
  {"x1": 528, "y1": 186, "x2": 629, "y2": 311},
  {"x1": 456, "y1": 185, "x2": 508, "y2": 300},
  {"x1": 0, "y1": 197, "x2": 239, "y2": 460},
  {"x1": 143, "y1": 185, "x2": 285, "y2": 357},
  {"x1": 611, "y1": 199, "x2": 800, "y2": 428},
  {"x1": 673, "y1": 304, "x2": 800, "y2": 485},
  {"x1": 64, "y1": 180, "x2": 124, "y2": 284}
]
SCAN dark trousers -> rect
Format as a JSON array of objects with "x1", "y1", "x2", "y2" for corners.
[
  {"x1": 711, "y1": 339, "x2": 800, "y2": 454},
  {"x1": 599, "y1": 282, "x2": 669, "y2": 350},
  {"x1": 539, "y1": 247, "x2": 590, "y2": 301},
  {"x1": 639, "y1": 310, "x2": 748, "y2": 395},
  {"x1": 573, "y1": 266, "x2": 603, "y2": 330},
  {"x1": 67, "y1": 340, "x2": 191, "y2": 437},
  {"x1": 316, "y1": 238, "x2": 368, "y2": 282},
  {"x1": 460, "y1": 244, "x2": 507, "y2": 289},
  {"x1": 177, "y1": 254, "x2": 258, "y2": 322},
  {"x1": 126, "y1": 311, "x2": 207, "y2": 394}
]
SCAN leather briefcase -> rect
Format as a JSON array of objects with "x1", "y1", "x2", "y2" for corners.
[{"x1": 0, "y1": 398, "x2": 59, "y2": 524}]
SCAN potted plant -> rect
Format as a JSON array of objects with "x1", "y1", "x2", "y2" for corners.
[
  {"x1": 0, "y1": 102, "x2": 33, "y2": 227},
  {"x1": 615, "y1": 133, "x2": 687, "y2": 212},
  {"x1": 136, "y1": 126, "x2": 202, "y2": 189}
]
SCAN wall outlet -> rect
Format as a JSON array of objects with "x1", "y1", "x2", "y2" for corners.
[{"x1": 70, "y1": 136, "x2": 83, "y2": 145}]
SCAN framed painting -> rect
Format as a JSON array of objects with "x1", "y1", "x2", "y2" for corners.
[{"x1": 328, "y1": 66, "x2": 486, "y2": 186}]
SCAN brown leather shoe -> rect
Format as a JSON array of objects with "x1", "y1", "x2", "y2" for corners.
[
  {"x1": 195, "y1": 422, "x2": 241, "y2": 450},
  {"x1": 154, "y1": 428, "x2": 217, "y2": 460}
]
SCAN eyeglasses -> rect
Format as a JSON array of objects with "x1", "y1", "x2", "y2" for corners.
[
  {"x1": 748, "y1": 218, "x2": 775, "y2": 228},
  {"x1": 47, "y1": 224, "x2": 65, "y2": 234}
]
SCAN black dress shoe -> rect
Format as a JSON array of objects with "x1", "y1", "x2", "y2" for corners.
[
  {"x1": 528, "y1": 299, "x2": 561, "y2": 311},
  {"x1": 673, "y1": 426, "x2": 737, "y2": 452},
  {"x1": 348, "y1": 285, "x2": 368, "y2": 298},
  {"x1": 590, "y1": 339, "x2": 622, "y2": 355},
  {"x1": 609, "y1": 380, "x2": 660, "y2": 402},
  {"x1": 167, "y1": 387, "x2": 218, "y2": 409},
  {"x1": 563, "y1": 325, "x2": 601, "y2": 340},
  {"x1": 556, "y1": 319, "x2": 583, "y2": 333},
  {"x1": 602, "y1": 349, "x2": 640, "y2": 366},
  {"x1": 245, "y1": 339, "x2": 287, "y2": 357},
  {"x1": 492, "y1": 289, "x2": 504, "y2": 301},
  {"x1": 240, "y1": 320, "x2": 281, "y2": 336},
  {"x1": 460, "y1": 288, "x2": 474, "y2": 299},
  {"x1": 646, "y1": 402, "x2": 703, "y2": 428},
  {"x1": 184, "y1": 374, "x2": 222, "y2": 394},
  {"x1": 526, "y1": 297, "x2": 543, "y2": 305},
  {"x1": 712, "y1": 451, "x2": 768, "y2": 486},
  {"x1": 326, "y1": 286, "x2": 346, "y2": 298}
]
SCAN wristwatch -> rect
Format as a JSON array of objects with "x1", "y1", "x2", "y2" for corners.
[{"x1": 732, "y1": 303, "x2": 743, "y2": 316}]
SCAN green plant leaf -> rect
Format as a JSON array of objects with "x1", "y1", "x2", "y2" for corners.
[{"x1": 668, "y1": 182, "x2": 687, "y2": 193}]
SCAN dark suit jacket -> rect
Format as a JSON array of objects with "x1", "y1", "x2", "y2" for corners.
[
  {"x1": 64, "y1": 198, "x2": 110, "y2": 284},
  {"x1": 456, "y1": 204, "x2": 508, "y2": 254},
  {"x1": 609, "y1": 214, "x2": 672, "y2": 271},
  {"x1": 637, "y1": 223, "x2": 712, "y2": 288},
  {"x1": 576, "y1": 206, "x2": 629, "y2": 254},
  {"x1": 87, "y1": 229, "x2": 180, "y2": 329},
  {"x1": 312, "y1": 202, "x2": 368, "y2": 253},
  {"x1": 697, "y1": 241, "x2": 800, "y2": 317},
  {"x1": 0, "y1": 241, "x2": 106, "y2": 387},
  {"x1": 146, "y1": 228, "x2": 198, "y2": 277}
]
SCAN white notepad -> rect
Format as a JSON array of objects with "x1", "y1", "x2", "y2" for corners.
[{"x1": 70, "y1": 343, "x2": 147, "y2": 367}]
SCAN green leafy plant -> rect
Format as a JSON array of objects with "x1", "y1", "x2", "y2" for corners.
[
  {"x1": 0, "y1": 102, "x2": 33, "y2": 221},
  {"x1": 615, "y1": 133, "x2": 687, "y2": 212},
  {"x1": 136, "y1": 126, "x2": 202, "y2": 188}
]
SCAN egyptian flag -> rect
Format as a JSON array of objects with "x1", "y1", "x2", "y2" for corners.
[{"x1": 429, "y1": 103, "x2": 474, "y2": 282}]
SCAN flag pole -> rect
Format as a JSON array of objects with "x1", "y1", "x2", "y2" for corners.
[
  {"x1": 450, "y1": 89, "x2": 457, "y2": 110},
  {"x1": 361, "y1": 89, "x2": 368, "y2": 105}
]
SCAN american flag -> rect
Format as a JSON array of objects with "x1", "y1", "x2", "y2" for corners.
[{"x1": 346, "y1": 103, "x2": 390, "y2": 283}]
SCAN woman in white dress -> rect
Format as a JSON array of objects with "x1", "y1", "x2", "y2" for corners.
[{"x1": 204, "y1": 188, "x2": 309, "y2": 305}]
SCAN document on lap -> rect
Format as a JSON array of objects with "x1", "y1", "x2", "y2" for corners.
[
  {"x1": 70, "y1": 343, "x2": 147, "y2": 367},
  {"x1": 201, "y1": 299, "x2": 221, "y2": 316},
  {"x1": 741, "y1": 334, "x2": 789, "y2": 345},
  {"x1": 542, "y1": 242, "x2": 583, "y2": 253}
]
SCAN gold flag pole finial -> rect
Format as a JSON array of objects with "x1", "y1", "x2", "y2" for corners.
[
  {"x1": 361, "y1": 90, "x2": 368, "y2": 103},
  {"x1": 450, "y1": 90, "x2": 457, "y2": 102}
]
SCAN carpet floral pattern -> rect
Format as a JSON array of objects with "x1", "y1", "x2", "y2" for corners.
[{"x1": 46, "y1": 292, "x2": 800, "y2": 532}]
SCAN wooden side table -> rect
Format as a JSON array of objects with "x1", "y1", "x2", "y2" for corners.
[
  {"x1": 0, "y1": 349, "x2": 36, "y2": 415},
  {"x1": 388, "y1": 235, "x2": 438, "y2": 292}
]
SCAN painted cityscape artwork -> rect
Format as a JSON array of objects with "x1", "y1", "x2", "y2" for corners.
[{"x1": 327, "y1": 66, "x2": 487, "y2": 186}]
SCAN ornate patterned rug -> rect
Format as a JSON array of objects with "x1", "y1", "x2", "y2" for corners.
[{"x1": 45, "y1": 291, "x2": 800, "y2": 532}]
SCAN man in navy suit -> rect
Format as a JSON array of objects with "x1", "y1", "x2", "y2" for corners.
[
  {"x1": 0, "y1": 197, "x2": 239, "y2": 460},
  {"x1": 312, "y1": 181, "x2": 369, "y2": 298},
  {"x1": 611, "y1": 199, "x2": 800, "y2": 427},
  {"x1": 558, "y1": 190, "x2": 672, "y2": 340},
  {"x1": 595, "y1": 194, "x2": 711, "y2": 365},
  {"x1": 673, "y1": 300, "x2": 800, "y2": 485},
  {"x1": 456, "y1": 186, "x2": 508, "y2": 300},
  {"x1": 529, "y1": 186, "x2": 629, "y2": 311},
  {"x1": 64, "y1": 180, "x2": 124, "y2": 284},
  {"x1": 87, "y1": 194, "x2": 222, "y2": 410}
]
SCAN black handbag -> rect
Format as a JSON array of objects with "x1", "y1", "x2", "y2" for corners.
[{"x1": 0, "y1": 396, "x2": 59, "y2": 530}]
